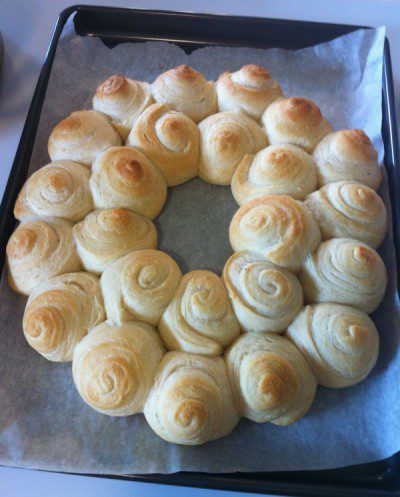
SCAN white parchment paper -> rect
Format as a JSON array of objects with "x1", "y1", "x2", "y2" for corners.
[{"x1": 1, "y1": 18, "x2": 399, "y2": 474}]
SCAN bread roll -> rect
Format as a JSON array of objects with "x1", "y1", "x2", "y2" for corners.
[
  {"x1": 151, "y1": 65, "x2": 217, "y2": 123},
  {"x1": 73, "y1": 320, "x2": 165, "y2": 416},
  {"x1": 23, "y1": 272, "x2": 105, "y2": 362},
  {"x1": 101, "y1": 249, "x2": 181, "y2": 326},
  {"x1": 232, "y1": 144, "x2": 317, "y2": 205},
  {"x1": 90, "y1": 146, "x2": 167, "y2": 219},
  {"x1": 299, "y1": 238, "x2": 387, "y2": 313},
  {"x1": 305, "y1": 181, "x2": 387, "y2": 248},
  {"x1": 262, "y1": 97, "x2": 332, "y2": 153},
  {"x1": 229, "y1": 195, "x2": 321, "y2": 272},
  {"x1": 144, "y1": 351, "x2": 239, "y2": 445},
  {"x1": 14, "y1": 161, "x2": 93, "y2": 223},
  {"x1": 313, "y1": 129, "x2": 381, "y2": 189},
  {"x1": 127, "y1": 103, "x2": 199, "y2": 186},
  {"x1": 48, "y1": 110, "x2": 121, "y2": 166},
  {"x1": 6, "y1": 218, "x2": 81, "y2": 295},
  {"x1": 226, "y1": 333, "x2": 316, "y2": 425},
  {"x1": 198, "y1": 111, "x2": 268, "y2": 185},
  {"x1": 158, "y1": 270, "x2": 240, "y2": 356},
  {"x1": 286, "y1": 303, "x2": 379, "y2": 388},
  {"x1": 222, "y1": 251, "x2": 303, "y2": 333},
  {"x1": 92, "y1": 75, "x2": 153, "y2": 140},
  {"x1": 73, "y1": 208, "x2": 157, "y2": 275},
  {"x1": 216, "y1": 65, "x2": 282, "y2": 120}
]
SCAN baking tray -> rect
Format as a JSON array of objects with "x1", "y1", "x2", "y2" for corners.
[{"x1": 1, "y1": 5, "x2": 399, "y2": 496}]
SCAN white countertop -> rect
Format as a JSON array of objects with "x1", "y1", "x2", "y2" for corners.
[{"x1": 1, "y1": 1, "x2": 399, "y2": 495}]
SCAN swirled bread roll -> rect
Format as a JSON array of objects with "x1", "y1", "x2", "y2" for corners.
[
  {"x1": 158, "y1": 270, "x2": 240, "y2": 356},
  {"x1": 144, "y1": 351, "x2": 239, "y2": 445},
  {"x1": 93, "y1": 75, "x2": 153, "y2": 140},
  {"x1": 229, "y1": 195, "x2": 321, "y2": 272},
  {"x1": 232, "y1": 144, "x2": 318, "y2": 205},
  {"x1": 73, "y1": 320, "x2": 165, "y2": 416},
  {"x1": 226, "y1": 333, "x2": 317, "y2": 425},
  {"x1": 305, "y1": 181, "x2": 387, "y2": 248},
  {"x1": 222, "y1": 251, "x2": 303, "y2": 333},
  {"x1": 262, "y1": 97, "x2": 332, "y2": 153},
  {"x1": 73, "y1": 209, "x2": 157, "y2": 275},
  {"x1": 151, "y1": 65, "x2": 217, "y2": 123},
  {"x1": 23, "y1": 272, "x2": 105, "y2": 362},
  {"x1": 14, "y1": 161, "x2": 93, "y2": 223},
  {"x1": 198, "y1": 111, "x2": 268, "y2": 185},
  {"x1": 90, "y1": 146, "x2": 167, "y2": 219},
  {"x1": 299, "y1": 238, "x2": 387, "y2": 313},
  {"x1": 216, "y1": 65, "x2": 283, "y2": 120},
  {"x1": 101, "y1": 249, "x2": 182, "y2": 326},
  {"x1": 286, "y1": 303, "x2": 379, "y2": 388},
  {"x1": 313, "y1": 130, "x2": 381, "y2": 189},
  {"x1": 48, "y1": 110, "x2": 121, "y2": 166},
  {"x1": 6, "y1": 218, "x2": 81, "y2": 295},
  {"x1": 127, "y1": 103, "x2": 199, "y2": 186}
]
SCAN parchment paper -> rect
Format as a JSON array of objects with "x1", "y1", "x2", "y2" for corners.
[{"x1": 1, "y1": 17, "x2": 399, "y2": 474}]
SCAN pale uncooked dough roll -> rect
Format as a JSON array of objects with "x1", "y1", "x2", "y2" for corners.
[
  {"x1": 222, "y1": 251, "x2": 303, "y2": 333},
  {"x1": 127, "y1": 103, "x2": 199, "y2": 186},
  {"x1": 231, "y1": 144, "x2": 318, "y2": 204},
  {"x1": 101, "y1": 249, "x2": 182, "y2": 326},
  {"x1": 6, "y1": 218, "x2": 81, "y2": 295},
  {"x1": 313, "y1": 129, "x2": 381, "y2": 189},
  {"x1": 93, "y1": 75, "x2": 153, "y2": 140},
  {"x1": 90, "y1": 146, "x2": 167, "y2": 220},
  {"x1": 73, "y1": 320, "x2": 165, "y2": 416},
  {"x1": 305, "y1": 181, "x2": 387, "y2": 248},
  {"x1": 73, "y1": 208, "x2": 157, "y2": 275},
  {"x1": 262, "y1": 97, "x2": 332, "y2": 153},
  {"x1": 229, "y1": 195, "x2": 321, "y2": 272},
  {"x1": 225, "y1": 333, "x2": 317, "y2": 425},
  {"x1": 158, "y1": 270, "x2": 240, "y2": 356},
  {"x1": 14, "y1": 161, "x2": 93, "y2": 223},
  {"x1": 198, "y1": 111, "x2": 268, "y2": 185},
  {"x1": 23, "y1": 272, "x2": 105, "y2": 362},
  {"x1": 299, "y1": 238, "x2": 387, "y2": 313},
  {"x1": 48, "y1": 110, "x2": 121, "y2": 166},
  {"x1": 144, "y1": 351, "x2": 239, "y2": 445},
  {"x1": 286, "y1": 303, "x2": 379, "y2": 388},
  {"x1": 216, "y1": 65, "x2": 283, "y2": 120},
  {"x1": 152, "y1": 65, "x2": 217, "y2": 123}
]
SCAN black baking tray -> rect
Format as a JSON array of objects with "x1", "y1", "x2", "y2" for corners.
[{"x1": 1, "y1": 5, "x2": 399, "y2": 497}]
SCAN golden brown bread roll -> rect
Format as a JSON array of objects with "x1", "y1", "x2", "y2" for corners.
[
  {"x1": 48, "y1": 110, "x2": 121, "y2": 166},
  {"x1": 225, "y1": 333, "x2": 317, "y2": 425},
  {"x1": 73, "y1": 320, "x2": 165, "y2": 416},
  {"x1": 144, "y1": 351, "x2": 239, "y2": 445},
  {"x1": 222, "y1": 251, "x2": 303, "y2": 333},
  {"x1": 313, "y1": 129, "x2": 381, "y2": 189},
  {"x1": 262, "y1": 97, "x2": 332, "y2": 153},
  {"x1": 127, "y1": 103, "x2": 199, "y2": 186},
  {"x1": 92, "y1": 75, "x2": 153, "y2": 140},
  {"x1": 216, "y1": 65, "x2": 283, "y2": 120},
  {"x1": 158, "y1": 270, "x2": 240, "y2": 356},
  {"x1": 90, "y1": 146, "x2": 167, "y2": 220},
  {"x1": 231, "y1": 144, "x2": 318, "y2": 205},
  {"x1": 198, "y1": 111, "x2": 268, "y2": 185},
  {"x1": 229, "y1": 195, "x2": 321, "y2": 272},
  {"x1": 305, "y1": 181, "x2": 387, "y2": 248},
  {"x1": 6, "y1": 218, "x2": 82, "y2": 295},
  {"x1": 73, "y1": 208, "x2": 157, "y2": 275},
  {"x1": 286, "y1": 303, "x2": 379, "y2": 388},
  {"x1": 23, "y1": 272, "x2": 105, "y2": 362},
  {"x1": 14, "y1": 161, "x2": 93, "y2": 223},
  {"x1": 100, "y1": 249, "x2": 182, "y2": 326},
  {"x1": 151, "y1": 65, "x2": 217, "y2": 123}
]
